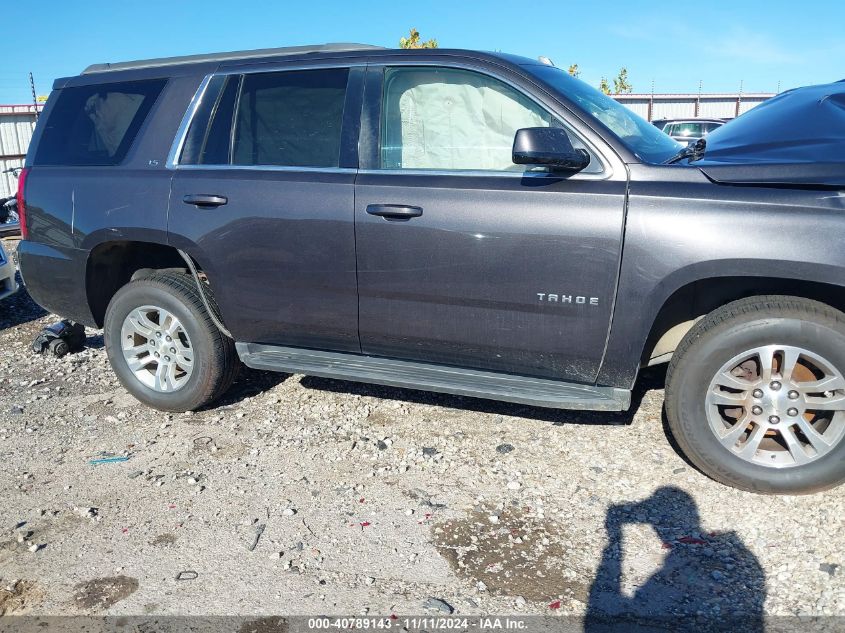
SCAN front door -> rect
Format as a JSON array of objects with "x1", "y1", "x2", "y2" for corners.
[
  {"x1": 168, "y1": 66, "x2": 363, "y2": 352},
  {"x1": 354, "y1": 64, "x2": 627, "y2": 383}
]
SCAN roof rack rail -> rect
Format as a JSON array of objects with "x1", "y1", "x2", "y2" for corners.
[{"x1": 82, "y1": 43, "x2": 385, "y2": 74}]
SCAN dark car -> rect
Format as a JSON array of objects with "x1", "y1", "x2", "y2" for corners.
[
  {"x1": 652, "y1": 118, "x2": 726, "y2": 143},
  {"x1": 16, "y1": 44, "x2": 845, "y2": 494}
]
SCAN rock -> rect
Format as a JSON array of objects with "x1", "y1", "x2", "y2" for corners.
[
  {"x1": 423, "y1": 597, "x2": 454, "y2": 614},
  {"x1": 282, "y1": 508, "x2": 297, "y2": 516},
  {"x1": 515, "y1": 596, "x2": 527, "y2": 607},
  {"x1": 488, "y1": 515, "x2": 499, "y2": 524},
  {"x1": 495, "y1": 443, "x2": 514, "y2": 454},
  {"x1": 28, "y1": 543, "x2": 44, "y2": 553},
  {"x1": 422, "y1": 447, "x2": 438, "y2": 457},
  {"x1": 365, "y1": 576, "x2": 375, "y2": 585},
  {"x1": 9, "y1": 406, "x2": 23, "y2": 415},
  {"x1": 819, "y1": 563, "x2": 840, "y2": 577},
  {"x1": 507, "y1": 481, "x2": 521, "y2": 490}
]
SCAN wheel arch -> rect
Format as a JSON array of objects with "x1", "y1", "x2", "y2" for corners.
[
  {"x1": 85, "y1": 240, "x2": 198, "y2": 328},
  {"x1": 642, "y1": 273, "x2": 845, "y2": 368},
  {"x1": 599, "y1": 258, "x2": 845, "y2": 388}
]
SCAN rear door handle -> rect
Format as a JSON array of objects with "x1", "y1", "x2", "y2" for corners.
[
  {"x1": 183, "y1": 194, "x2": 228, "y2": 208},
  {"x1": 366, "y1": 204, "x2": 423, "y2": 220}
]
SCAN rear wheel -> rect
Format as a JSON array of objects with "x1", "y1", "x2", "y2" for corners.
[
  {"x1": 665, "y1": 296, "x2": 845, "y2": 494},
  {"x1": 104, "y1": 271, "x2": 237, "y2": 411}
]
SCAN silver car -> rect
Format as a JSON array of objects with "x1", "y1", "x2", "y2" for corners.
[
  {"x1": 652, "y1": 118, "x2": 726, "y2": 143},
  {"x1": 0, "y1": 241, "x2": 19, "y2": 301}
]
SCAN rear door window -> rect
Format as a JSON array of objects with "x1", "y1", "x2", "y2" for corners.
[
  {"x1": 232, "y1": 68, "x2": 349, "y2": 168},
  {"x1": 35, "y1": 79, "x2": 166, "y2": 166}
]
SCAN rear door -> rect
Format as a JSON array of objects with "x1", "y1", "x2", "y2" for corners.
[
  {"x1": 354, "y1": 62, "x2": 628, "y2": 383},
  {"x1": 168, "y1": 65, "x2": 364, "y2": 351}
]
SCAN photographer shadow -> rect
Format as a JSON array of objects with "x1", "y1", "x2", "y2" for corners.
[{"x1": 585, "y1": 486, "x2": 766, "y2": 632}]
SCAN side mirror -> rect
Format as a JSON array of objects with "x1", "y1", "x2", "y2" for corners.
[{"x1": 512, "y1": 127, "x2": 591, "y2": 173}]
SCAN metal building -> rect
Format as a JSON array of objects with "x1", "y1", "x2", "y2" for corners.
[
  {"x1": 0, "y1": 104, "x2": 42, "y2": 198},
  {"x1": 613, "y1": 92, "x2": 774, "y2": 122}
]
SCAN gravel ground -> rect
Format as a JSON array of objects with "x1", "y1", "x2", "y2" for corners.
[{"x1": 1, "y1": 238, "x2": 844, "y2": 625}]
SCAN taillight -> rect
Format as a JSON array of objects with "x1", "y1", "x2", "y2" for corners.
[{"x1": 16, "y1": 167, "x2": 29, "y2": 240}]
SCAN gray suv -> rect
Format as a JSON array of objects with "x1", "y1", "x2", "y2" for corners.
[{"x1": 16, "y1": 44, "x2": 845, "y2": 493}]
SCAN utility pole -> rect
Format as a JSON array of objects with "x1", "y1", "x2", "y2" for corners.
[
  {"x1": 735, "y1": 79, "x2": 743, "y2": 118},
  {"x1": 695, "y1": 79, "x2": 702, "y2": 118},
  {"x1": 29, "y1": 72, "x2": 39, "y2": 119},
  {"x1": 647, "y1": 78, "x2": 654, "y2": 122}
]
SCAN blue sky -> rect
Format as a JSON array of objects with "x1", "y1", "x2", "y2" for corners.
[{"x1": 0, "y1": 0, "x2": 841, "y2": 103}]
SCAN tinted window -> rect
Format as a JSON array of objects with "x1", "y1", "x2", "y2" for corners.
[
  {"x1": 232, "y1": 68, "x2": 348, "y2": 167},
  {"x1": 671, "y1": 122, "x2": 703, "y2": 138},
  {"x1": 35, "y1": 79, "x2": 166, "y2": 166},
  {"x1": 181, "y1": 75, "x2": 240, "y2": 165},
  {"x1": 380, "y1": 67, "x2": 599, "y2": 172}
]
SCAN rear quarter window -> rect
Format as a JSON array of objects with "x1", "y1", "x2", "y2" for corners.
[{"x1": 34, "y1": 79, "x2": 166, "y2": 166}]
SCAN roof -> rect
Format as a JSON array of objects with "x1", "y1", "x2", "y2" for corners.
[{"x1": 82, "y1": 43, "x2": 386, "y2": 74}]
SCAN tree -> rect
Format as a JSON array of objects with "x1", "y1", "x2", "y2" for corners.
[
  {"x1": 612, "y1": 67, "x2": 632, "y2": 94},
  {"x1": 399, "y1": 28, "x2": 438, "y2": 49},
  {"x1": 599, "y1": 77, "x2": 611, "y2": 95},
  {"x1": 567, "y1": 64, "x2": 580, "y2": 78}
]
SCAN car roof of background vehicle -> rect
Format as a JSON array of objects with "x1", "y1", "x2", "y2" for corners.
[{"x1": 654, "y1": 118, "x2": 727, "y2": 124}]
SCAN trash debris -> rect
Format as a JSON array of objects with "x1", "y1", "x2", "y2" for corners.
[
  {"x1": 89, "y1": 456, "x2": 130, "y2": 466},
  {"x1": 74, "y1": 507, "x2": 98, "y2": 520},
  {"x1": 423, "y1": 597, "x2": 454, "y2": 614},
  {"x1": 31, "y1": 320, "x2": 86, "y2": 357},
  {"x1": 248, "y1": 524, "x2": 266, "y2": 551},
  {"x1": 175, "y1": 571, "x2": 198, "y2": 581},
  {"x1": 548, "y1": 600, "x2": 562, "y2": 610},
  {"x1": 495, "y1": 443, "x2": 514, "y2": 454},
  {"x1": 820, "y1": 563, "x2": 840, "y2": 577}
]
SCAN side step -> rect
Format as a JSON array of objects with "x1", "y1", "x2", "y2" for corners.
[{"x1": 236, "y1": 343, "x2": 631, "y2": 411}]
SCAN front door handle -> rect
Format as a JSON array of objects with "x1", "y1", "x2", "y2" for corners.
[
  {"x1": 183, "y1": 194, "x2": 228, "y2": 208},
  {"x1": 366, "y1": 204, "x2": 423, "y2": 220}
]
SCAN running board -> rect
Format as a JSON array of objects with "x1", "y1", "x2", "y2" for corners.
[{"x1": 236, "y1": 343, "x2": 630, "y2": 411}]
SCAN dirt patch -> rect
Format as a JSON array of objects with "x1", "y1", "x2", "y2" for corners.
[
  {"x1": 433, "y1": 506, "x2": 588, "y2": 602},
  {"x1": 150, "y1": 533, "x2": 178, "y2": 547},
  {"x1": 238, "y1": 617, "x2": 288, "y2": 633},
  {"x1": 0, "y1": 580, "x2": 44, "y2": 615},
  {"x1": 71, "y1": 575, "x2": 139, "y2": 611}
]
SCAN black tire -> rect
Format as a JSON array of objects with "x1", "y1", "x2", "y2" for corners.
[
  {"x1": 49, "y1": 339, "x2": 69, "y2": 358},
  {"x1": 104, "y1": 271, "x2": 238, "y2": 411},
  {"x1": 665, "y1": 295, "x2": 845, "y2": 494}
]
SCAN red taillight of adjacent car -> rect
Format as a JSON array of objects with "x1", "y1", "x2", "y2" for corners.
[{"x1": 16, "y1": 167, "x2": 29, "y2": 240}]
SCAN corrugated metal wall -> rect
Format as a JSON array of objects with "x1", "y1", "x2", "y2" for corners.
[
  {"x1": 0, "y1": 105, "x2": 40, "y2": 198},
  {"x1": 612, "y1": 94, "x2": 773, "y2": 121}
]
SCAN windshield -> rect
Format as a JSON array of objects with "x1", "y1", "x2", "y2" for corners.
[{"x1": 524, "y1": 65, "x2": 682, "y2": 164}]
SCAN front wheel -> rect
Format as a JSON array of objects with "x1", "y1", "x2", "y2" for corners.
[
  {"x1": 104, "y1": 272, "x2": 238, "y2": 411},
  {"x1": 665, "y1": 296, "x2": 845, "y2": 494}
]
